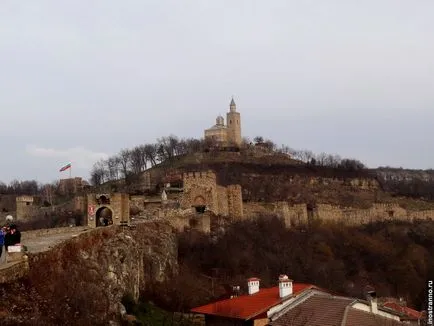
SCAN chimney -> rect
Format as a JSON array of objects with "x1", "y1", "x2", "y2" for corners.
[
  {"x1": 278, "y1": 274, "x2": 293, "y2": 298},
  {"x1": 231, "y1": 285, "x2": 240, "y2": 299},
  {"x1": 366, "y1": 288, "x2": 378, "y2": 315},
  {"x1": 247, "y1": 278, "x2": 260, "y2": 295}
]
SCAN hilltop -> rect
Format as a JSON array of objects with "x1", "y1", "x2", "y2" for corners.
[{"x1": 94, "y1": 148, "x2": 434, "y2": 213}]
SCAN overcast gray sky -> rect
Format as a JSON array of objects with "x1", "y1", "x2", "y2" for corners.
[{"x1": 1, "y1": 0, "x2": 433, "y2": 183}]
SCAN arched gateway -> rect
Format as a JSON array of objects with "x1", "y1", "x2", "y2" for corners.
[
  {"x1": 87, "y1": 193, "x2": 130, "y2": 228},
  {"x1": 193, "y1": 195, "x2": 206, "y2": 213},
  {"x1": 95, "y1": 206, "x2": 113, "y2": 227}
]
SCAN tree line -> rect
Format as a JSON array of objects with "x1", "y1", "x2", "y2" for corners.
[
  {"x1": 2, "y1": 133, "x2": 425, "y2": 197},
  {"x1": 89, "y1": 134, "x2": 367, "y2": 186},
  {"x1": 0, "y1": 179, "x2": 42, "y2": 196},
  {"x1": 89, "y1": 135, "x2": 208, "y2": 186},
  {"x1": 0, "y1": 179, "x2": 75, "y2": 209}
]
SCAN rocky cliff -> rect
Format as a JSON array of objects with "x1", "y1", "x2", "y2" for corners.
[{"x1": 0, "y1": 221, "x2": 178, "y2": 326}]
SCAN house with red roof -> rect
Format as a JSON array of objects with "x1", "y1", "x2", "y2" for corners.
[
  {"x1": 382, "y1": 300, "x2": 424, "y2": 322},
  {"x1": 191, "y1": 275, "x2": 424, "y2": 326},
  {"x1": 191, "y1": 275, "x2": 329, "y2": 325}
]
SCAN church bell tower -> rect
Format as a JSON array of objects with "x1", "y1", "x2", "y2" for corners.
[{"x1": 226, "y1": 97, "x2": 242, "y2": 147}]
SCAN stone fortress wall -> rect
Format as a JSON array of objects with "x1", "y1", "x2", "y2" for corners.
[
  {"x1": 86, "y1": 193, "x2": 130, "y2": 228},
  {"x1": 268, "y1": 201, "x2": 434, "y2": 227},
  {"x1": 8, "y1": 169, "x2": 434, "y2": 233},
  {"x1": 16, "y1": 196, "x2": 39, "y2": 221},
  {"x1": 180, "y1": 171, "x2": 243, "y2": 220}
]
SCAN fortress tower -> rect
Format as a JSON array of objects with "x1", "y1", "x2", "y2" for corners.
[{"x1": 226, "y1": 98, "x2": 242, "y2": 146}]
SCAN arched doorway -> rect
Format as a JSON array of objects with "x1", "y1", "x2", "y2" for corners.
[
  {"x1": 193, "y1": 196, "x2": 206, "y2": 214},
  {"x1": 96, "y1": 206, "x2": 113, "y2": 227}
]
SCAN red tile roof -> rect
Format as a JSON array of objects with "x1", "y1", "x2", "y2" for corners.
[
  {"x1": 345, "y1": 307, "x2": 405, "y2": 326},
  {"x1": 382, "y1": 302, "x2": 423, "y2": 320},
  {"x1": 272, "y1": 294, "x2": 353, "y2": 326},
  {"x1": 272, "y1": 295, "x2": 408, "y2": 326},
  {"x1": 191, "y1": 283, "x2": 317, "y2": 320}
]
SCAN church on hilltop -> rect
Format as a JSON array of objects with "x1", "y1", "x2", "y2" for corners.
[{"x1": 204, "y1": 98, "x2": 242, "y2": 147}]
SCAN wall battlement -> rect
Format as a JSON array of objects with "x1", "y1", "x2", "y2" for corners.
[
  {"x1": 16, "y1": 195, "x2": 38, "y2": 220},
  {"x1": 266, "y1": 201, "x2": 434, "y2": 227},
  {"x1": 182, "y1": 171, "x2": 216, "y2": 181},
  {"x1": 16, "y1": 196, "x2": 34, "y2": 203},
  {"x1": 180, "y1": 170, "x2": 243, "y2": 219},
  {"x1": 87, "y1": 193, "x2": 130, "y2": 228}
]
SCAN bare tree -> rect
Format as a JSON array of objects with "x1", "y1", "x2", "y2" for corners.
[
  {"x1": 0, "y1": 182, "x2": 7, "y2": 193},
  {"x1": 315, "y1": 152, "x2": 329, "y2": 166},
  {"x1": 118, "y1": 149, "x2": 131, "y2": 179},
  {"x1": 241, "y1": 136, "x2": 252, "y2": 149},
  {"x1": 106, "y1": 156, "x2": 121, "y2": 181},
  {"x1": 293, "y1": 149, "x2": 315, "y2": 163},
  {"x1": 138, "y1": 144, "x2": 148, "y2": 170},
  {"x1": 263, "y1": 139, "x2": 276, "y2": 151},
  {"x1": 277, "y1": 145, "x2": 294, "y2": 156},
  {"x1": 339, "y1": 158, "x2": 366, "y2": 171},
  {"x1": 183, "y1": 138, "x2": 203, "y2": 153},
  {"x1": 254, "y1": 136, "x2": 264, "y2": 144},
  {"x1": 143, "y1": 144, "x2": 158, "y2": 167},
  {"x1": 157, "y1": 135, "x2": 180, "y2": 160},
  {"x1": 90, "y1": 160, "x2": 107, "y2": 186},
  {"x1": 175, "y1": 139, "x2": 189, "y2": 156},
  {"x1": 130, "y1": 145, "x2": 146, "y2": 174}
]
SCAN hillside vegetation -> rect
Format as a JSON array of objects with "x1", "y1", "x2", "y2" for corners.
[
  {"x1": 151, "y1": 217, "x2": 434, "y2": 313},
  {"x1": 86, "y1": 134, "x2": 434, "y2": 209}
]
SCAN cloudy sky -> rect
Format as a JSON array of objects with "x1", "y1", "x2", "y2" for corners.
[{"x1": 1, "y1": 1, "x2": 433, "y2": 183}]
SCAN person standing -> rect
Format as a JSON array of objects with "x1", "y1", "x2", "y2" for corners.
[
  {"x1": 8, "y1": 224, "x2": 21, "y2": 245},
  {"x1": 0, "y1": 227, "x2": 5, "y2": 264}
]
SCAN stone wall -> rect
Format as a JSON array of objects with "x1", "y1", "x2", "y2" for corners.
[
  {"x1": 247, "y1": 201, "x2": 434, "y2": 226},
  {"x1": 74, "y1": 195, "x2": 87, "y2": 214},
  {"x1": 0, "y1": 194, "x2": 16, "y2": 214},
  {"x1": 180, "y1": 171, "x2": 219, "y2": 213},
  {"x1": 179, "y1": 171, "x2": 243, "y2": 219},
  {"x1": 87, "y1": 193, "x2": 130, "y2": 228},
  {"x1": 141, "y1": 169, "x2": 165, "y2": 191},
  {"x1": 227, "y1": 185, "x2": 243, "y2": 220},
  {"x1": 130, "y1": 195, "x2": 146, "y2": 211},
  {"x1": 58, "y1": 177, "x2": 85, "y2": 195},
  {"x1": 306, "y1": 177, "x2": 379, "y2": 190},
  {"x1": 217, "y1": 186, "x2": 229, "y2": 216},
  {"x1": 348, "y1": 178, "x2": 379, "y2": 190},
  {"x1": 168, "y1": 212, "x2": 212, "y2": 234},
  {"x1": 272, "y1": 202, "x2": 308, "y2": 227},
  {"x1": 409, "y1": 209, "x2": 434, "y2": 220},
  {"x1": 16, "y1": 195, "x2": 38, "y2": 221}
]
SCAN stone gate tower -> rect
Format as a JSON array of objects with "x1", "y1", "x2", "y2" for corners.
[{"x1": 226, "y1": 98, "x2": 242, "y2": 146}]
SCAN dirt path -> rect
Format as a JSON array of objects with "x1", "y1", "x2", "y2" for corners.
[{"x1": 22, "y1": 228, "x2": 89, "y2": 253}]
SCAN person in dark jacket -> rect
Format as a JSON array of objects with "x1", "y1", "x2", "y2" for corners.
[
  {"x1": 6, "y1": 224, "x2": 21, "y2": 248},
  {"x1": 0, "y1": 227, "x2": 5, "y2": 260}
]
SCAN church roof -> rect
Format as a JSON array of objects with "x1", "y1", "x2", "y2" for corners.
[
  {"x1": 230, "y1": 98, "x2": 236, "y2": 106},
  {"x1": 207, "y1": 124, "x2": 227, "y2": 130}
]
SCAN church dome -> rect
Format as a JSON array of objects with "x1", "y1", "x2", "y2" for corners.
[{"x1": 216, "y1": 115, "x2": 224, "y2": 126}]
